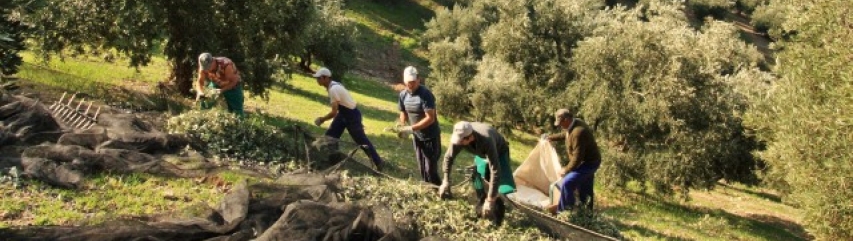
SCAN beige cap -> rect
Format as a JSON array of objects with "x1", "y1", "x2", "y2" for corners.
[{"x1": 450, "y1": 121, "x2": 474, "y2": 145}]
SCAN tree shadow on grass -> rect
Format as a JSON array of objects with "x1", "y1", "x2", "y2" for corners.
[
  {"x1": 610, "y1": 220, "x2": 693, "y2": 241},
  {"x1": 716, "y1": 182, "x2": 782, "y2": 203}
]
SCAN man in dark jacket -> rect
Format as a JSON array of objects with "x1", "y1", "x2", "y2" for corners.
[
  {"x1": 542, "y1": 108, "x2": 601, "y2": 213},
  {"x1": 438, "y1": 121, "x2": 516, "y2": 225}
]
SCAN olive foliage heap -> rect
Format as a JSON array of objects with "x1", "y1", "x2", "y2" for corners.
[{"x1": 166, "y1": 110, "x2": 302, "y2": 163}]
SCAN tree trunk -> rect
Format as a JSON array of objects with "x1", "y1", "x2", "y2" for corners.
[{"x1": 173, "y1": 60, "x2": 194, "y2": 96}]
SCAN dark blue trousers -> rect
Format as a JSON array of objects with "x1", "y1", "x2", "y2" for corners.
[
  {"x1": 412, "y1": 136, "x2": 441, "y2": 185},
  {"x1": 557, "y1": 162, "x2": 599, "y2": 211},
  {"x1": 325, "y1": 106, "x2": 383, "y2": 166}
]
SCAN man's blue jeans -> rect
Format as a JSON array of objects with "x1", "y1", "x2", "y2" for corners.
[
  {"x1": 557, "y1": 162, "x2": 599, "y2": 211},
  {"x1": 325, "y1": 106, "x2": 383, "y2": 167}
]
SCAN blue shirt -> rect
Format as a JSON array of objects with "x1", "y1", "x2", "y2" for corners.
[{"x1": 398, "y1": 85, "x2": 440, "y2": 140}]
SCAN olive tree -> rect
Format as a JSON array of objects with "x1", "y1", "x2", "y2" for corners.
[
  {"x1": 298, "y1": 0, "x2": 357, "y2": 78},
  {"x1": 23, "y1": 0, "x2": 315, "y2": 97},
  {"x1": 569, "y1": 2, "x2": 766, "y2": 194},
  {"x1": 0, "y1": 0, "x2": 26, "y2": 76},
  {"x1": 745, "y1": 0, "x2": 853, "y2": 239},
  {"x1": 425, "y1": 0, "x2": 602, "y2": 128}
]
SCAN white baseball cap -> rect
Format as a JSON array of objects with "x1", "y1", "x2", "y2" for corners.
[
  {"x1": 313, "y1": 67, "x2": 332, "y2": 78},
  {"x1": 403, "y1": 66, "x2": 418, "y2": 83},
  {"x1": 450, "y1": 121, "x2": 474, "y2": 145}
]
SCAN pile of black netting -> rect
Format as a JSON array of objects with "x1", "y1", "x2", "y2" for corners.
[
  {"x1": 0, "y1": 173, "x2": 420, "y2": 241},
  {"x1": 0, "y1": 89, "x2": 436, "y2": 240}
]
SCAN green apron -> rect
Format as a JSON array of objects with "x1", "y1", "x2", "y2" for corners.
[
  {"x1": 471, "y1": 151, "x2": 516, "y2": 195},
  {"x1": 200, "y1": 81, "x2": 244, "y2": 118}
]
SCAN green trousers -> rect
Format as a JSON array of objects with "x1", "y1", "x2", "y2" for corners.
[
  {"x1": 200, "y1": 82, "x2": 244, "y2": 118},
  {"x1": 471, "y1": 151, "x2": 517, "y2": 195}
]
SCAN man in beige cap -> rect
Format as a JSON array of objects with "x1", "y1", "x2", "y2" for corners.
[
  {"x1": 393, "y1": 66, "x2": 442, "y2": 185},
  {"x1": 541, "y1": 108, "x2": 601, "y2": 213},
  {"x1": 439, "y1": 121, "x2": 516, "y2": 225},
  {"x1": 196, "y1": 52, "x2": 244, "y2": 117}
]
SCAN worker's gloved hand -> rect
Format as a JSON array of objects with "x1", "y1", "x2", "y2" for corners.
[
  {"x1": 438, "y1": 181, "x2": 450, "y2": 199},
  {"x1": 397, "y1": 126, "x2": 414, "y2": 138},
  {"x1": 481, "y1": 199, "x2": 495, "y2": 217},
  {"x1": 399, "y1": 126, "x2": 414, "y2": 135},
  {"x1": 314, "y1": 117, "x2": 325, "y2": 126}
]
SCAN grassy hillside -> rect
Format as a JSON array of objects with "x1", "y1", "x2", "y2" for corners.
[{"x1": 1, "y1": 0, "x2": 809, "y2": 240}]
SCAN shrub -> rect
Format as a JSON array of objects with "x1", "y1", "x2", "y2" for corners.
[
  {"x1": 570, "y1": 3, "x2": 766, "y2": 194},
  {"x1": 0, "y1": 0, "x2": 26, "y2": 76},
  {"x1": 687, "y1": 0, "x2": 735, "y2": 20},
  {"x1": 744, "y1": 0, "x2": 853, "y2": 239},
  {"x1": 299, "y1": 0, "x2": 357, "y2": 77},
  {"x1": 734, "y1": 0, "x2": 767, "y2": 14},
  {"x1": 166, "y1": 110, "x2": 302, "y2": 163},
  {"x1": 750, "y1": 1, "x2": 791, "y2": 39}
]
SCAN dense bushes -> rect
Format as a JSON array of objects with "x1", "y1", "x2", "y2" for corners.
[
  {"x1": 744, "y1": 0, "x2": 853, "y2": 239},
  {"x1": 570, "y1": 4, "x2": 766, "y2": 193},
  {"x1": 426, "y1": 0, "x2": 768, "y2": 194},
  {"x1": 299, "y1": 0, "x2": 357, "y2": 77},
  {"x1": 0, "y1": 0, "x2": 26, "y2": 76},
  {"x1": 750, "y1": 0, "x2": 794, "y2": 39},
  {"x1": 686, "y1": 0, "x2": 734, "y2": 19},
  {"x1": 166, "y1": 110, "x2": 302, "y2": 162}
]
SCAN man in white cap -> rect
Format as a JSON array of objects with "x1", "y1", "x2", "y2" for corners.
[
  {"x1": 438, "y1": 121, "x2": 516, "y2": 225},
  {"x1": 541, "y1": 108, "x2": 601, "y2": 213},
  {"x1": 392, "y1": 66, "x2": 442, "y2": 185},
  {"x1": 312, "y1": 67, "x2": 385, "y2": 171},
  {"x1": 196, "y1": 53, "x2": 244, "y2": 117}
]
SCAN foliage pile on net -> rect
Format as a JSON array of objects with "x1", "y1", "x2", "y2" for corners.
[
  {"x1": 342, "y1": 174, "x2": 624, "y2": 240},
  {"x1": 166, "y1": 110, "x2": 303, "y2": 163}
]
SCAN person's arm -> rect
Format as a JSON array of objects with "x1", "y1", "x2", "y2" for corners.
[
  {"x1": 545, "y1": 131, "x2": 566, "y2": 142},
  {"x1": 398, "y1": 111, "x2": 408, "y2": 125},
  {"x1": 485, "y1": 139, "x2": 501, "y2": 202},
  {"x1": 322, "y1": 102, "x2": 339, "y2": 121},
  {"x1": 411, "y1": 109, "x2": 436, "y2": 130},
  {"x1": 442, "y1": 144, "x2": 464, "y2": 184},
  {"x1": 398, "y1": 94, "x2": 408, "y2": 124},
  {"x1": 217, "y1": 64, "x2": 241, "y2": 91},
  {"x1": 196, "y1": 70, "x2": 207, "y2": 94}
]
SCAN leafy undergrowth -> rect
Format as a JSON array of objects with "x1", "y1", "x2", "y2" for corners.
[
  {"x1": 342, "y1": 172, "x2": 624, "y2": 240},
  {"x1": 166, "y1": 110, "x2": 304, "y2": 164},
  {"x1": 342, "y1": 174, "x2": 553, "y2": 240}
]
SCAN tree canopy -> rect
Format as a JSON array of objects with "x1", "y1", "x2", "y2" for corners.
[
  {"x1": 425, "y1": 0, "x2": 768, "y2": 194},
  {"x1": 20, "y1": 0, "x2": 355, "y2": 98},
  {"x1": 744, "y1": 0, "x2": 853, "y2": 239}
]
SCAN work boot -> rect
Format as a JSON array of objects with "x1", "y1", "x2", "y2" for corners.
[{"x1": 374, "y1": 161, "x2": 384, "y2": 172}]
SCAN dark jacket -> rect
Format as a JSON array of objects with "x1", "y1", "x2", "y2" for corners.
[
  {"x1": 546, "y1": 119, "x2": 601, "y2": 173},
  {"x1": 443, "y1": 122, "x2": 509, "y2": 199}
]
